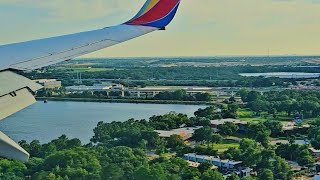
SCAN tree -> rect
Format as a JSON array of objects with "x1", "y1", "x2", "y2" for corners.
[
  {"x1": 247, "y1": 123, "x2": 271, "y2": 147},
  {"x1": 271, "y1": 156, "x2": 291, "y2": 180},
  {"x1": 222, "y1": 104, "x2": 239, "y2": 118},
  {"x1": 264, "y1": 120, "x2": 283, "y2": 137},
  {"x1": 259, "y1": 169, "x2": 274, "y2": 180},
  {"x1": 309, "y1": 127, "x2": 320, "y2": 149},
  {"x1": 194, "y1": 93, "x2": 212, "y2": 101},
  {"x1": 276, "y1": 144, "x2": 315, "y2": 166},
  {"x1": 42, "y1": 148, "x2": 102, "y2": 179},
  {"x1": 218, "y1": 122, "x2": 239, "y2": 136},
  {"x1": 239, "y1": 139, "x2": 262, "y2": 167},
  {"x1": 227, "y1": 173, "x2": 240, "y2": 180},
  {"x1": 167, "y1": 134, "x2": 185, "y2": 149},
  {"x1": 29, "y1": 140, "x2": 42, "y2": 157},
  {"x1": 256, "y1": 149, "x2": 275, "y2": 171},
  {"x1": 194, "y1": 106, "x2": 222, "y2": 119},
  {"x1": 256, "y1": 131, "x2": 271, "y2": 148},
  {"x1": 246, "y1": 91, "x2": 262, "y2": 102},
  {"x1": 201, "y1": 170, "x2": 224, "y2": 180},
  {"x1": 149, "y1": 112, "x2": 190, "y2": 130},
  {"x1": 211, "y1": 134, "x2": 223, "y2": 144},
  {"x1": 188, "y1": 117, "x2": 211, "y2": 127},
  {"x1": 193, "y1": 127, "x2": 213, "y2": 144},
  {"x1": 229, "y1": 96, "x2": 236, "y2": 103},
  {"x1": 103, "y1": 164, "x2": 124, "y2": 180},
  {"x1": 0, "y1": 159, "x2": 26, "y2": 179},
  {"x1": 238, "y1": 89, "x2": 249, "y2": 102},
  {"x1": 133, "y1": 166, "x2": 166, "y2": 180},
  {"x1": 91, "y1": 119, "x2": 159, "y2": 148},
  {"x1": 198, "y1": 162, "x2": 213, "y2": 173},
  {"x1": 297, "y1": 149, "x2": 315, "y2": 167},
  {"x1": 224, "y1": 147, "x2": 241, "y2": 160}
]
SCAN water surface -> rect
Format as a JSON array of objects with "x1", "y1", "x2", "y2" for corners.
[{"x1": 0, "y1": 101, "x2": 206, "y2": 143}]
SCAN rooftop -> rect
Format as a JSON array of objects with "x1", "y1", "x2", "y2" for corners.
[
  {"x1": 155, "y1": 126, "x2": 202, "y2": 139},
  {"x1": 184, "y1": 153, "x2": 242, "y2": 165},
  {"x1": 186, "y1": 160, "x2": 218, "y2": 169},
  {"x1": 138, "y1": 86, "x2": 213, "y2": 91},
  {"x1": 309, "y1": 148, "x2": 320, "y2": 153},
  {"x1": 210, "y1": 118, "x2": 247, "y2": 126}
]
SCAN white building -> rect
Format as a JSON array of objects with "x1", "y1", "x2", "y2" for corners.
[
  {"x1": 184, "y1": 153, "x2": 242, "y2": 170},
  {"x1": 66, "y1": 83, "x2": 124, "y2": 92},
  {"x1": 34, "y1": 79, "x2": 61, "y2": 89}
]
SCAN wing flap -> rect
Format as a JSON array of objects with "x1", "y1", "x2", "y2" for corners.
[
  {"x1": 0, "y1": 71, "x2": 40, "y2": 162},
  {"x1": 0, "y1": 71, "x2": 42, "y2": 120},
  {"x1": 0, "y1": 131, "x2": 29, "y2": 162},
  {"x1": 0, "y1": 88, "x2": 37, "y2": 121}
]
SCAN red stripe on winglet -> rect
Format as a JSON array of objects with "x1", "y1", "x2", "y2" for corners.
[{"x1": 128, "y1": 0, "x2": 179, "y2": 25}]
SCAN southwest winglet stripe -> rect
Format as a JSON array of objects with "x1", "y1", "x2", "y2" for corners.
[
  {"x1": 144, "y1": 0, "x2": 160, "y2": 15},
  {"x1": 126, "y1": 0, "x2": 180, "y2": 28},
  {"x1": 130, "y1": 0, "x2": 160, "y2": 21},
  {"x1": 143, "y1": 3, "x2": 180, "y2": 28}
]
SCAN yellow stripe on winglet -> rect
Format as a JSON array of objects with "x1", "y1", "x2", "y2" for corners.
[{"x1": 143, "y1": 0, "x2": 159, "y2": 14}]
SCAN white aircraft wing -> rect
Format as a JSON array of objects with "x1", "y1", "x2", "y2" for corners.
[
  {"x1": 0, "y1": 25, "x2": 157, "y2": 71},
  {"x1": 0, "y1": 0, "x2": 181, "y2": 162}
]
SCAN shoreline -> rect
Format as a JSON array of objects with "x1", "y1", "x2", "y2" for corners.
[{"x1": 36, "y1": 97, "x2": 214, "y2": 105}]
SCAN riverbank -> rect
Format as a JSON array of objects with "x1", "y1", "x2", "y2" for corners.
[{"x1": 36, "y1": 97, "x2": 215, "y2": 105}]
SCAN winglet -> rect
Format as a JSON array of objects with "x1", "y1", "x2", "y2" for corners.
[{"x1": 125, "y1": 0, "x2": 181, "y2": 29}]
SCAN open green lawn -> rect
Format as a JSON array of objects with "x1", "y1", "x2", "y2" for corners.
[
  {"x1": 239, "y1": 117, "x2": 265, "y2": 123},
  {"x1": 203, "y1": 139, "x2": 240, "y2": 153},
  {"x1": 237, "y1": 108, "x2": 294, "y2": 123},
  {"x1": 160, "y1": 153, "x2": 175, "y2": 159},
  {"x1": 237, "y1": 108, "x2": 255, "y2": 118}
]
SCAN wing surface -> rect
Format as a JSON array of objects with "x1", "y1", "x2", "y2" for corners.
[{"x1": 0, "y1": 0, "x2": 181, "y2": 162}]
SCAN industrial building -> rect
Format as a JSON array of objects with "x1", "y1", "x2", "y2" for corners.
[{"x1": 34, "y1": 79, "x2": 61, "y2": 89}]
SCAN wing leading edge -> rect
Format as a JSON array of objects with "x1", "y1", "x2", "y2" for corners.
[{"x1": 0, "y1": 0, "x2": 181, "y2": 162}]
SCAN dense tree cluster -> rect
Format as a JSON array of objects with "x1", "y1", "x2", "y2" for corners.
[
  {"x1": 91, "y1": 118, "x2": 158, "y2": 148},
  {"x1": 224, "y1": 139, "x2": 292, "y2": 179},
  {"x1": 239, "y1": 89, "x2": 320, "y2": 118},
  {"x1": 276, "y1": 144, "x2": 315, "y2": 167},
  {"x1": 194, "y1": 105, "x2": 239, "y2": 120},
  {"x1": 309, "y1": 126, "x2": 320, "y2": 150},
  {"x1": 0, "y1": 127, "x2": 226, "y2": 179},
  {"x1": 218, "y1": 122, "x2": 239, "y2": 136}
]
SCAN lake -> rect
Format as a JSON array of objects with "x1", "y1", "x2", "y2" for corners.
[{"x1": 0, "y1": 101, "x2": 206, "y2": 143}]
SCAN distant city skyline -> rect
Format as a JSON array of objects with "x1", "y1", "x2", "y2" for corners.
[{"x1": 0, "y1": 0, "x2": 319, "y2": 57}]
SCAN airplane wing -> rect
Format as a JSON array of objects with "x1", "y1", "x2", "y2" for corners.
[{"x1": 0, "y1": 0, "x2": 181, "y2": 162}]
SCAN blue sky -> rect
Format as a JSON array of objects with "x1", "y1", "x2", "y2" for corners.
[{"x1": 0, "y1": 0, "x2": 319, "y2": 57}]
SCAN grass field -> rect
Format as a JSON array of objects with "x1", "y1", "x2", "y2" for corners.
[
  {"x1": 239, "y1": 117, "x2": 266, "y2": 123},
  {"x1": 237, "y1": 108, "x2": 295, "y2": 123},
  {"x1": 237, "y1": 109, "x2": 255, "y2": 118},
  {"x1": 203, "y1": 139, "x2": 240, "y2": 153}
]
